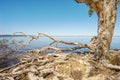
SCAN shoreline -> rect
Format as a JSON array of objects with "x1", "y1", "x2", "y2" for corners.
[
  {"x1": 0, "y1": 49, "x2": 120, "y2": 80},
  {"x1": 0, "y1": 49, "x2": 120, "y2": 69}
]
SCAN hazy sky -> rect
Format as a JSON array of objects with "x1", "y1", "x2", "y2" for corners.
[{"x1": 0, "y1": 0, "x2": 120, "y2": 36}]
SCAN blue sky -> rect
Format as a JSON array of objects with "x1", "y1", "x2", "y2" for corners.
[{"x1": 0, "y1": 0, "x2": 120, "y2": 36}]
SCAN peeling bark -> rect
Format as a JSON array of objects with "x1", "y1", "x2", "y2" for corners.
[
  {"x1": 95, "y1": 0, "x2": 118, "y2": 59},
  {"x1": 76, "y1": 0, "x2": 118, "y2": 60}
]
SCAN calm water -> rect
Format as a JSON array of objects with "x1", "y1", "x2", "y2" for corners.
[
  {"x1": 0, "y1": 36, "x2": 120, "y2": 52},
  {"x1": 0, "y1": 36, "x2": 120, "y2": 68}
]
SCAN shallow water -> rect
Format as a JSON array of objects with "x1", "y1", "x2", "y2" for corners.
[
  {"x1": 0, "y1": 36, "x2": 120, "y2": 68},
  {"x1": 0, "y1": 36, "x2": 120, "y2": 52}
]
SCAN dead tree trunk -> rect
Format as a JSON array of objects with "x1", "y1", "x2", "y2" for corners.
[
  {"x1": 95, "y1": 0, "x2": 118, "y2": 60},
  {"x1": 75, "y1": 0, "x2": 118, "y2": 60}
]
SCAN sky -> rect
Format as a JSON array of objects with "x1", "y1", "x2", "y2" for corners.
[{"x1": 0, "y1": 0, "x2": 120, "y2": 36}]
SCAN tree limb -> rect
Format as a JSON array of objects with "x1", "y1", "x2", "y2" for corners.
[
  {"x1": 11, "y1": 32, "x2": 97, "y2": 53},
  {"x1": 103, "y1": 62, "x2": 120, "y2": 70},
  {"x1": 75, "y1": 0, "x2": 86, "y2": 3},
  {"x1": 75, "y1": 0, "x2": 101, "y2": 15}
]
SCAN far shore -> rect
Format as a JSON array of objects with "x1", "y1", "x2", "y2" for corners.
[{"x1": 1, "y1": 35, "x2": 120, "y2": 37}]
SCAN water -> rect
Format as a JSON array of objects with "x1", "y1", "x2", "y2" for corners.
[
  {"x1": 0, "y1": 36, "x2": 120, "y2": 68},
  {"x1": 0, "y1": 36, "x2": 120, "y2": 52}
]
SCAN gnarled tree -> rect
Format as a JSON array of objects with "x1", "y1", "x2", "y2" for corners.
[{"x1": 75, "y1": 0, "x2": 119, "y2": 60}]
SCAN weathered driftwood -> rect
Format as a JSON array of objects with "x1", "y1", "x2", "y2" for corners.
[
  {"x1": 12, "y1": 32, "x2": 97, "y2": 53},
  {"x1": 0, "y1": 53, "x2": 80, "y2": 79},
  {"x1": 11, "y1": 32, "x2": 120, "y2": 71},
  {"x1": 102, "y1": 60, "x2": 120, "y2": 70},
  {"x1": 0, "y1": 51, "x2": 120, "y2": 80},
  {"x1": 0, "y1": 32, "x2": 118, "y2": 80}
]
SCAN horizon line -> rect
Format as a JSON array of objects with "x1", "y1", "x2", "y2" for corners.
[{"x1": 0, "y1": 34, "x2": 120, "y2": 37}]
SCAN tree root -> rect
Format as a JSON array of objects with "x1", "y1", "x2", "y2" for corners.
[
  {"x1": 102, "y1": 60, "x2": 120, "y2": 70},
  {"x1": 0, "y1": 52, "x2": 120, "y2": 80},
  {"x1": 1, "y1": 32, "x2": 118, "y2": 80}
]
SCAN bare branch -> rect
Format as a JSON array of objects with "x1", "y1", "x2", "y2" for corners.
[
  {"x1": 11, "y1": 32, "x2": 29, "y2": 38},
  {"x1": 11, "y1": 32, "x2": 96, "y2": 53},
  {"x1": 37, "y1": 33, "x2": 79, "y2": 46},
  {"x1": 102, "y1": 60, "x2": 120, "y2": 70},
  {"x1": 75, "y1": 0, "x2": 99, "y2": 3},
  {"x1": 75, "y1": 0, "x2": 101, "y2": 15},
  {"x1": 29, "y1": 46, "x2": 62, "y2": 54},
  {"x1": 29, "y1": 33, "x2": 92, "y2": 53},
  {"x1": 75, "y1": 0, "x2": 86, "y2": 3},
  {"x1": 61, "y1": 44, "x2": 88, "y2": 52}
]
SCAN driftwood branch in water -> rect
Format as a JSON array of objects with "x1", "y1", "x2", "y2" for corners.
[
  {"x1": 0, "y1": 32, "x2": 120, "y2": 80},
  {"x1": 12, "y1": 32, "x2": 97, "y2": 53},
  {"x1": 35, "y1": 33, "x2": 96, "y2": 53}
]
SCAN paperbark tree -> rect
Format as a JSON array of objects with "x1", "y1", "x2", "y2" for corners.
[{"x1": 75, "y1": 0, "x2": 119, "y2": 60}]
